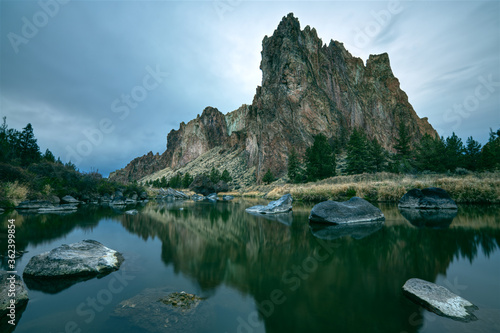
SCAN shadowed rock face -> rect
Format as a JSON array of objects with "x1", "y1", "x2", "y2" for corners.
[{"x1": 110, "y1": 13, "x2": 438, "y2": 183}]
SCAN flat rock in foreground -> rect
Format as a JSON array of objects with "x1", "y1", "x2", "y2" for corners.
[
  {"x1": 402, "y1": 278, "x2": 478, "y2": 322},
  {"x1": 23, "y1": 240, "x2": 123, "y2": 278},
  {"x1": 245, "y1": 194, "x2": 292, "y2": 214},
  {"x1": 309, "y1": 197, "x2": 385, "y2": 224}
]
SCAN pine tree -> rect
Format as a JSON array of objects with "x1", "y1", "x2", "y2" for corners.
[
  {"x1": 170, "y1": 173, "x2": 182, "y2": 188},
  {"x1": 464, "y1": 136, "x2": 481, "y2": 171},
  {"x1": 43, "y1": 148, "x2": 56, "y2": 163},
  {"x1": 287, "y1": 148, "x2": 302, "y2": 183},
  {"x1": 262, "y1": 169, "x2": 275, "y2": 184},
  {"x1": 209, "y1": 167, "x2": 221, "y2": 184},
  {"x1": 0, "y1": 117, "x2": 9, "y2": 162},
  {"x1": 480, "y1": 128, "x2": 500, "y2": 170},
  {"x1": 394, "y1": 121, "x2": 411, "y2": 159},
  {"x1": 19, "y1": 123, "x2": 41, "y2": 166},
  {"x1": 444, "y1": 132, "x2": 464, "y2": 171},
  {"x1": 305, "y1": 134, "x2": 336, "y2": 181},
  {"x1": 221, "y1": 169, "x2": 232, "y2": 183},
  {"x1": 414, "y1": 134, "x2": 446, "y2": 172},
  {"x1": 368, "y1": 138, "x2": 387, "y2": 173},
  {"x1": 182, "y1": 172, "x2": 193, "y2": 188},
  {"x1": 345, "y1": 129, "x2": 368, "y2": 174},
  {"x1": 160, "y1": 176, "x2": 168, "y2": 188}
]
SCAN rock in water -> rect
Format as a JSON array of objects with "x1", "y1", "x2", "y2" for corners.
[
  {"x1": 23, "y1": 240, "x2": 123, "y2": 278},
  {"x1": 61, "y1": 195, "x2": 80, "y2": 204},
  {"x1": 309, "y1": 197, "x2": 385, "y2": 224},
  {"x1": 398, "y1": 187, "x2": 457, "y2": 209},
  {"x1": 245, "y1": 194, "x2": 292, "y2": 214},
  {"x1": 222, "y1": 195, "x2": 234, "y2": 201},
  {"x1": 113, "y1": 288, "x2": 212, "y2": 333},
  {"x1": 125, "y1": 209, "x2": 138, "y2": 215},
  {"x1": 206, "y1": 193, "x2": 218, "y2": 202},
  {"x1": 402, "y1": 278, "x2": 478, "y2": 322},
  {"x1": 0, "y1": 271, "x2": 28, "y2": 316}
]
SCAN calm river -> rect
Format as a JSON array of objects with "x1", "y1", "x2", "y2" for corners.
[{"x1": 1, "y1": 199, "x2": 499, "y2": 333}]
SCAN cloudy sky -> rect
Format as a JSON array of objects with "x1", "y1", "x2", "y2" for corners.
[{"x1": 1, "y1": 0, "x2": 499, "y2": 176}]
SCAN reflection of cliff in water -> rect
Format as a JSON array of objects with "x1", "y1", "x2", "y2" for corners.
[{"x1": 119, "y1": 201, "x2": 500, "y2": 333}]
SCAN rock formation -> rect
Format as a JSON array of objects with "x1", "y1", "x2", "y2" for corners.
[{"x1": 110, "y1": 13, "x2": 438, "y2": 183}]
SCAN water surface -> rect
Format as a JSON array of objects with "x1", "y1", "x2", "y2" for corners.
[{"x1": 1, "y1": 200, "x2": 499, "y2": 333}]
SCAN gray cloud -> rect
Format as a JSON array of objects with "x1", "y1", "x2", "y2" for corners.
[{"x1": 1, "y1": 1, "x2": 498, "y2": 176}]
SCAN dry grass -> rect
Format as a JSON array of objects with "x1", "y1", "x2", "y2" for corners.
[
  {"x1": 1, "y1": 181, "x2": 29, "y2": 207},
  {"x1": 263, "y1": 172, "x2": 500, "y2": 203}
]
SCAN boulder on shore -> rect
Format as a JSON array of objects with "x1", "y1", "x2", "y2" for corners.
[
  {"x1": 309, "y1": 197, "x2": 385, "y2": 225},
  {"x1": 0, "y1": 271, "x2": 28, "y2": 316},
  {"x1": 398, "y1": 187, "x2": 457, "y2": 209},
  {"x1": 191, "y1": 194, "x2": 205, "y2": 202},
  {"x1": 206, "y1": 193, "x2": 218, "y2": 202},
  {"x1": 222, "y1": 195, "x2": 234, "y2": 201},
  {"x1": 402, "y1": 278, "x2": 478, "y2": 322},
  {"x1": 160, "y1": 188, "x2": 189, "y2": 200},
  {"x1": 245, "y1": 194, "x2": 292, "y2": 214},
  {"x1": 15, "y1": 200, "x2": 53, "y2": 210},
  {"x1": 61, "y1": 195, "x2": 80, "y2": 204},
  {"x1": 23, "y1": 240, "x2": 123, "y2": 278}
]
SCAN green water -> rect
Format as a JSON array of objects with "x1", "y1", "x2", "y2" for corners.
[{"x1": 1, "y1": 200, "x2": 499, "y2": 333}]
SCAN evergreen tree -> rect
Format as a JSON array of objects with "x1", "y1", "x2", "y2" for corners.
[
  {"x1": 464, "y1": 136, "x2": 481, "y2": 171},
  {"x1": 287, "y1": 148, "x2": 302, "y2": 183},
  {"x1": 305, "y1": 134, "x2": 336, "y2": 181},
  {"x1": 262, "y1": 169, "x2": 275, "y2": 184},
  {"x1": 170, "y1": 173, "x2": 182, "y2": 188},
  {"x1": 160, "y1": 176, "x2": 168, "y2": 188},
  {"x1": 394, "y1": 121, "x2": 411, "y2": 159},
  {"x1": 42, "y1": 148, "x2": 56, "y2": 163},
  {"x1": 481, "y1": 128, "x2": 500, "y2": 170},
  {"x1": 19, "y1": 123, "x2": 41, "y2": 166},
  {"x1": 182, "y1": 172, "x2": 193, "y2": 188},
  {"x1": 444, "y1": 132, "x2": 464, "y2": 171},
  {"x1": 368, "y1": 138, "x2": 387, "y2": 173},
  {"x1": 345, "y1": 129, "x2": 368, "y2": 174},
  {"x1": 209, "y1": 167, "x2": 221, "y2": 184},
  {"x1": 414, "y1": 134, "x2": 446, "y2": 172},
  {"x1": 0, "y1": 117, "x2": 9, "y2": 162},
  {"x1": 221, "y1": 169, "x2": 232, "y2": 183}
]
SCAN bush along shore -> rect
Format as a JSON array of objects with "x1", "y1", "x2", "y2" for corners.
[{"x1": 224, "y1": 172, "x2": 500, "y2": 204}]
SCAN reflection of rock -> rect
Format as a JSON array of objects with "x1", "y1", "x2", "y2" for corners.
[
  {"x1": 0, "y1": 271, "x2": 28, "y2": 316},
  {"x1": 245, "y1": 194, "x2": 292, "y2": 214},
  {"x1": 399, "y1": 208, "x2": 457, "y2": 228},
  {"x1": 113, "y1": 287, "x2": 212, "y2": 333},
  {"x1": 310, "y1": 221, "x2": 384, "y2": 240},
  {"x1": 23, "y1": 240, "x2": 123, "y2": 278},
  {"x1": 125, "y1": 209, "x2": 138, "y2": 215},
  {"x1": 398, "y1": 188, "x2": 457, "y2": 209},
  {"x1": 403, "y1": 278, "x2": 478, "y2": 322},
  {"x1": 309, "y1": 197, "x2": 385, "y2": 224},
  {"x1": 38, "y1": 204, "x2": 78, "y2": 214},
  {"x1": 206, "y1": 193, "x2": 218, "y2": 202},
  {"x1": 247, "y1": 211, "x2": 294, "y2": 226},
  {"x1": 23, "y1": 274, "x2": 95, "y2": 294}
]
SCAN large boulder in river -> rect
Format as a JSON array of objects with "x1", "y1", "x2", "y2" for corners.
[
  {"x1": 402, "y1": 278, "x2": 478, "y2": 322},
  {"x1": 245, "y1": 194, "x2": 292, "y2": 214},
  {"x1": 61, "y1": 195, "x2": 80, "y2": 204},
  {"x1": 0, "y1": 271, "x2": 28, "y2": 316},
  {"x1": 23, "y1": 240, "x2": 123, "y2": 278},
  {"x1": 309, "y1": 197, "x2": 385, "y2": 224},
  {"x1": 398, "y1": 187, "x2": 457, "y2": 209}
]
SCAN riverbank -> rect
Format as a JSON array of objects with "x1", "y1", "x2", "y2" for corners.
[{"x1": 222, "y1": 172, "x2": 500, "y2": 204}]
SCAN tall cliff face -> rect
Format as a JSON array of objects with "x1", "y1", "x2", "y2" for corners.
[{"x1": 110, "y1": 13, "x2": 437, "y2": 184}]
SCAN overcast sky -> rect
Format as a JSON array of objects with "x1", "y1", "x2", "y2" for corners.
[{"x1": 1, "y1": 0, "x2": 499, "y2": 176}]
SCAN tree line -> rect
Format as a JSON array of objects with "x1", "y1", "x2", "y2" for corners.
[
  {"x1": 144, "y1": 167, "x2": 233, "y2": 189},
  {"x1": 285, "y1": 125, "x2": 500, "y2": 184},
  {"x1": 0, "y1": 118, "x2": 143, "y2": 206}
]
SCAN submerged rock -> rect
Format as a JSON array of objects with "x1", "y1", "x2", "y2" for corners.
[
  {"x1": 398, "y1": 187, "x2": 458, "y2": 209},
  {"x1": 23, "y1": 240, "x2": 123, "y2": 278},
  {"x1": 245, "y1": 194, "x2": 293, "y2": 214},
  {"x1": 309, "y1": 197, "x2": 385, "y2": 224},
  {"x1": 0, "y1": 271, "x2": 28, "y2": 316},
  {"x1": 400, "y1": 208, "x2": 457, "y2": 228},
  {"x1": 402, "y1": 278, "x2": 478, "y2": 322},
  {"x1": 113, "y1": 287, "x2": 212, "y2": 332}
]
